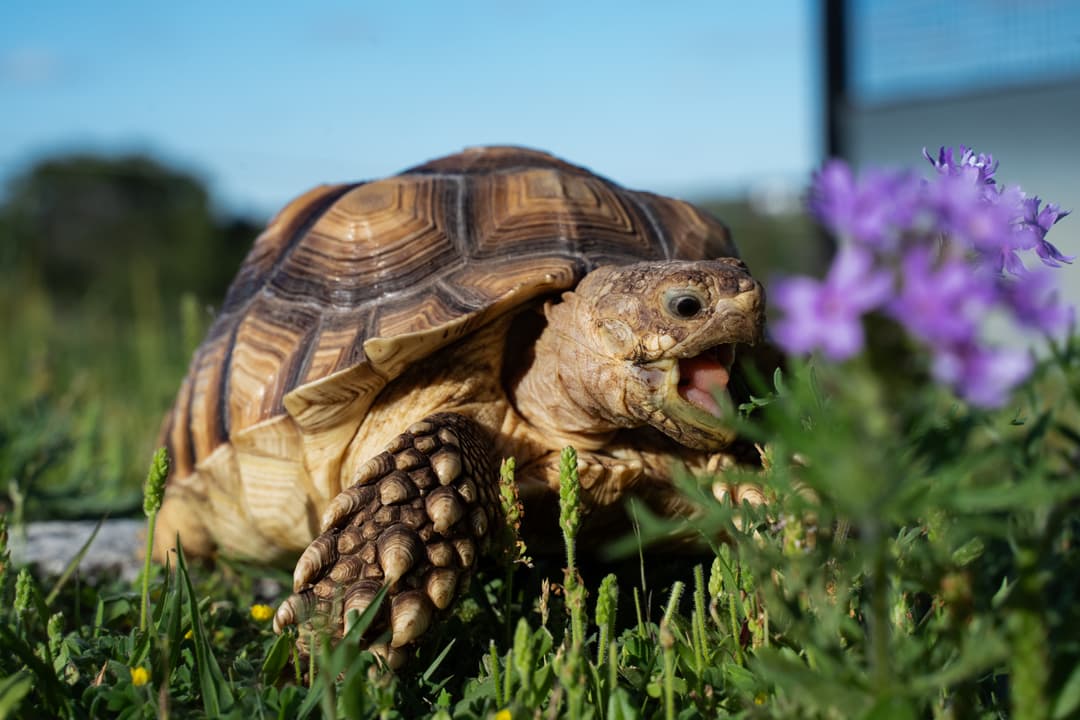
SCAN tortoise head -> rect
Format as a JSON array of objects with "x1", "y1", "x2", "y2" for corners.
[{"x1": 540, "y1": 259, "x2": 765, "y2": 450}]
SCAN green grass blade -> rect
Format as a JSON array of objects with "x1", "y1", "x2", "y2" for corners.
[
  {"x1": 175, "y1": 537, "x2": 234, "y2": 716},
  {"x1": 341, "y1": 584, "x2": 388, "y2": 643},
  {"x1": 421, "y1": 638, "x2": 457, "y2": 685},
  {"x1": 43, "y1": 515, "x2": 105, "y2": 606}
]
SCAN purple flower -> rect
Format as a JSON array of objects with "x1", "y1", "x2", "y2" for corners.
[
  {"x1": 809, "y1": 161, "x2": 922, "y2": 249},
  {"x1": 924, "y1": 145, "x2": 998, "y2": 187},
  {"x1": 929, "y1": 175, "x2": 1027, "y2": 262},
  {"x1": 774, "y1": 145, "x2": 1074, "y2": 409},
  {"x1": 1020, "y1": 197, "x2": 1074, "y2": 267},
  {"x1": 887, "y1": 248, "x2": 994, "y2": 346},
  {"x1": 930, "y1": 344, "x2": 1033, "y2": 408},
  {"x1": 999, "y1": 271, "x2": 1074, "y2": 335},
  {"x1": 771, "y1": 247, "x2": 892, "y2": 360}
]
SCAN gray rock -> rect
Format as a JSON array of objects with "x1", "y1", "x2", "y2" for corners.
[
  {"x1": 9, "y1": 519, "x2": 146, "y2": 582},
  {"x1": 7, "y1": 519, "x2": 287, "y2": 601}
]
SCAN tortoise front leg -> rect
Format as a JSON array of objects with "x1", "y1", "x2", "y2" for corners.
[
  {"x1": 273, "y1": 412, "x2": 499, "y2": 669},
  {"x1": 514, "y1": 445, "x2": 766, "y2": 552},
  {"x1": 517, "y1": 445, "x2": 764, "y2": 515}
]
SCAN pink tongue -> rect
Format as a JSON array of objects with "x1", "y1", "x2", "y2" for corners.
[{"x1": 678, "y1": 356, "x2": 731, "y2": 414}]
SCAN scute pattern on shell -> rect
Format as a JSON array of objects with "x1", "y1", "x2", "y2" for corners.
[
  {"x1": 273, "y1": 413, "x2": 499, "y2": 662},
  {"x1": 161, "y1": 146, "x2": 738, "y2": 486}
]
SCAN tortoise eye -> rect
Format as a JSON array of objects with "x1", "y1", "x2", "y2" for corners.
[{"x1": 667, "y1": 293, "x2": 703, "y2": 319}]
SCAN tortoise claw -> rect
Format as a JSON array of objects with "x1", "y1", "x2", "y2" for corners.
[
  {"x1": 273, "y1": 589, "x2": 317, "y2": 634},
  {"x1": 321, "y1": 485, "x2": 376, "y2": 532},
  {"x1": 293, "y1": 531, "x2": 338, "y2": 591}
]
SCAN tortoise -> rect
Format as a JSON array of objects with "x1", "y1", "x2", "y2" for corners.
[{"x1": 156, "y1": 146, "x2": 766, "y2": 665}]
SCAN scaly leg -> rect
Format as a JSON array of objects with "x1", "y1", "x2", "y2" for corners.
[
  {"x1": 514, "y1": 444, "x2": 766, "y2": 550},
  {"x1": 273, "y1": 412, "x2": 499, "y2": 668}
]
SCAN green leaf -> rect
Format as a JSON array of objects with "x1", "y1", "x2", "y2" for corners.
[
  {"x1": 0, "y1": 670, "x2": 33, "y2": 720},
  {"x1": 860, "y1": 695, "x2": 916, "y2": 720},
  {"x1": 155, "y1": 563, "x2": 185, "y2": 673},
  {"x1": 0, "y1": 624, "x2": 68, "y2": 716},
  {"x1": 951, "y1": 537, "x2": 985, "y2": 566},
  {"x1": 294, "y1": 671, "x2": 326, "y2": 720},
  {"x1": 260, "y1": 630, "x2": 295, "y2": 685},
  {"x1": 606, "y1": 687, "x2": 638, "y2": 720},
  {"x1": 1052, "y1": 662, "x2": 1080, "y2": 720},
  {"x1": 341, "y1": 584, "x2": 388, "y2": 644},
  {"x1": 175, "y1": 537, "x2": 234, "y2": 716},
  {"x1": 753, "y1": 647, "x2": 867, "y2": 714}
]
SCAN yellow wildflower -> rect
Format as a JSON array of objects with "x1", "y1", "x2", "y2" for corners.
[
  {"x1": 754, "y1": 692, "x2": 767, "y2": 705},
  {"x1": 130, "y1": 666, "x2": 150, "y2": 686},
  {"x1": 184, "y1": 628, "x2": 193, "y2": 640},
  {"x1": 251, "y1": 603, "x2": 275, "y2": 622},
  {"x1": 494, "y1": 710, "x2": 512, "y2": 720}
]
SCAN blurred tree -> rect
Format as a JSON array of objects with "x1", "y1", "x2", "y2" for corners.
[
  {"x1": 0, "y1": 154, "x2": 261, "y2": 309},
  {"x1": 699, "y1": 198, "x2": 826, "y2": 289}
]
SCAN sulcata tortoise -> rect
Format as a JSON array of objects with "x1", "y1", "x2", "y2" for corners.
[{"x1": 157, "y1": 146, "x2": 765, "y2": 666}]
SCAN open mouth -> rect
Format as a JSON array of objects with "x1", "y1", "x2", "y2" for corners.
[{"x1": 676, "y1": 344, "x2": 736, "y2": 414}]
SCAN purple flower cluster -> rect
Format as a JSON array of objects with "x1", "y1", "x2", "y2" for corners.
[{"x1": 773, "y1": 146, "x2": 1073, "y2": 407}]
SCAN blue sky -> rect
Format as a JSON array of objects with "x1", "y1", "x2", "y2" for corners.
[{"x1": 1, "y1": 1, "x2": 818, "y2": 216}]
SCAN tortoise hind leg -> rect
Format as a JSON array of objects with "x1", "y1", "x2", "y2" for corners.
[
  {"x1": 273, "y1": 412, "x2": 500, "y2": 668},
  {"x1": 155, "y1": 489, "x2": 217, "y2": 560}
]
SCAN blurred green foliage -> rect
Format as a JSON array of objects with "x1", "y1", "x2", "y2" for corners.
[
  {"x1": 0, "y1": 153, "x2": 261, "y2": 520},
  {"x1": 1, "y1": 154, "x2": 259, "y2": 305},
  {"x1": 699, "y1": 197, "x2": 826, "y2": 288}
]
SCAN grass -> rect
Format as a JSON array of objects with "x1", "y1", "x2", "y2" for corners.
[{"x1": 2, "y1": 270, "x2": 1080, "y2": 718}]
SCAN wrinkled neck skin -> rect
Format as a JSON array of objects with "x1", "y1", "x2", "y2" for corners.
[{"x1": 511, "y1": 295, "x2": 644, "y2": 450}]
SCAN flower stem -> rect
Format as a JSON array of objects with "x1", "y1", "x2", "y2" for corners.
[{"x1": 140, "y1": 448, "x2": 169, "y2": 633}]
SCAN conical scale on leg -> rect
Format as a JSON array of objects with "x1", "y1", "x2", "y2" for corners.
[
  {"x1": 425, "y1": 568, "x2": 458, "y2": 610},
  {"x1": 426, "y1": 541, "x2": 455, "y2": 568},
  {"x1": 273, "y1": 589, "x2": 316, "y2": 634},
  {"x1": 430, "y1": 449, "x2": 462, "y2": 485},
  {"x1": 425, "y1": 486, "x2": 465, "y2": 533},
  {"x1": 373, "y1": 504, "x2": 400, "y2": 525},
  {"x1": 312, "y1": 577, "x2": 339, "y2": 600},
  {"x1": 394, "y1": 448, "x2": 426, "y2": 471},
  {"x1": 413, "y1": 433, "x2": 439, "y2": 454},
  {"x1": 390, "y1": 590, "x2": 433, "y2": 647},
  {"x1": 368, "y1": 642, "x2": 408, "y2": 671},
  {"x1": 321, "y1": 485, "x2": 377, "y2": 532},
  {"x1": 329, "y1": 553, "x2": 366, "y2": 584},
  {"x1": 398, "y1": 502, "x2": 428, "y2": 530},
  {"x1": 453, "y1": 537, "x2": 477, "y2": 568},
  {"x1": 350, "y1": 452, "x2": 395, "y2": 487},
  {"x1": 293, "y1": 531, "x2": 338, "y2": 591},
  {"x1": 343, "y1": 579, "x2": 385, "y2": 631},
  {"x1": 470, "y1": 507, "x2": 488, "y2": 537},
  {"x1": 457, "y1": 478, "x2": 477, "y2": 503},
  {"x1": 337, "y1": 527, "x2": 365, "y2": 554},
  {"x1": 378, "y1": 470, "x2": 419, "y2": 505},
  {"x1": 437, "y1": 428, "x2": 459, "y2": 447},
  {"x1": 409, "y1": 467, "x2": 438, "y2": 491},
  {"x1": 405, "y1": 420, "x2": 435, "y2": 436},
  {"x1": 358, "y1": 540, "x2": 377, "y2": 565},
  {"x1": 376, "y1": 524, "x2": 422, "y2": 585}
]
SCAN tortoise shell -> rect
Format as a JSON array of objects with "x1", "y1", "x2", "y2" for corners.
[{"x1": 161, "y1": 146, "x2": 738, "y2": 552}]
